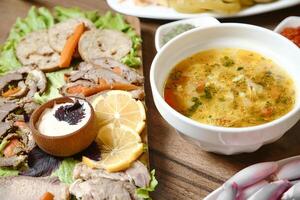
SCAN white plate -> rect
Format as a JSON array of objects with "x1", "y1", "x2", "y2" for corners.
[
  {"x1": 107, "y1": 0, "x2": 300, "y2": 20},
  {"x1": 204, "y1": 155, "x2": 300, "y2": 200}
]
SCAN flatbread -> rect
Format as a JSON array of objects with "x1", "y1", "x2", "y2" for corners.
[
  {"x1": 48, "y1": 18, "x2": 95, "y2": 53},
  {"x1": 16, "y1": 30, "x2": 60, "y2": 72},
  {"x1": 78, "y1": 29, "x2": 132, "y2": 62}
]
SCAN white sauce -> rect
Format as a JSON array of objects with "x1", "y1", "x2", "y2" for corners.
[{"x1": 37, "y1": 99, "x2": 91, "y2": 136}]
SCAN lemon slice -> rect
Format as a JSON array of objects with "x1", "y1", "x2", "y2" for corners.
[
  {"x1": 92, "y1": 90, "x2": 146, "y2": 134},
  {"x1": 93, "y1": 123, "x2": 143, "y2": 172}
]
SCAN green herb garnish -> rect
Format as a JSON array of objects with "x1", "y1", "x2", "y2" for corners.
[
  {"x1": 221, "y1": 56, "x2": 235, "y2": 67},
  {"x1": 187, "y1": 97, "x2": 202, "y2": 115}
]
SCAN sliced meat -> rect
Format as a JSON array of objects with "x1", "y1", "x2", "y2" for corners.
[
  {"x1": 6, "y1": 81, "x2": 28, "y2": 98},
  {"x1": 73, "y1": 162, "x2": 150, "y2": 188},
  {"x1": 70, "y1": 178, "x2": 142, "y2": 200},
  {"x1": 60, "y1": 80, "x2": 96, "y2": 97},
  {"x1": 0, "y1": 100, "x2": 19, "y2": 121},
  {"x1": 48, "y1": 18, "x2": 95, "y2": 53},
  {"x1": 25, "y1": 69, "x2": 47, "y2": 96},
  {"x1": 16, "y1": 30, "x2": 60, "y2": 72},
  {"x1": 0, "y1": 155, "x2": 26, "y2": 167},
  {"x1": 0, "y1": 122, "x2": 12, "y2": 138},
  {"x1": 78, "y1": 29, "x2": 132, "y2": 62},
  {"x1": 73, "y1": 162, "x2": 130, "y2": 182},
  {"x1": 85, "y1": 58, "x2": 144, "y2": 85},
  {"x1": 22, "y1": 101, "x2": 39, "y2": 115},
  {"x1": 0, "y1": 73, "x2": 23, "y2": 91},
  {"x1": 68, "y1": 66, "x2": 129, "y2": 84},
  {"x1": 0, "y1": 176, "x2": 69, "y2": 200},
  {"x1": 126, "y1": 161, "x2": 151, "y2": 188},
  {"x1": 61, "y1": 68, "x2": 139, "y2": 97},
  {"x1": 1, "y1": 67, "x2": 47, "y2": 99}
]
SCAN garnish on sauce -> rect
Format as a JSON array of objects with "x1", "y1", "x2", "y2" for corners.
[
  {"x1": 54, "y1": 100, "x2": 85, "y2": 125},
  {"x1": 280, "y1": 26, "x2": 300, "y2": 48},
  {"x1": 37, "y1": 98, "x2": 91, "y2": 136},
  {"x1": 164, "y1": 48, "x2": 295, "y2": 127}
]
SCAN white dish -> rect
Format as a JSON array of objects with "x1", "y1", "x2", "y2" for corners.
[
  {"x1": 150, "y1": 23, "x2": 300, "y2": 155},
  {"x1": 107, "y1": 0, "x2": 300, "y2": 20},
  {"x1": 204, "y1": 155, "x2": 300, "y2": 200},
  {"x1": 274, "y1": 16, "x2": 300, "y2": 33},
  {"x1": 155, "y1": 16, "x2": 220, "y2": 51}
]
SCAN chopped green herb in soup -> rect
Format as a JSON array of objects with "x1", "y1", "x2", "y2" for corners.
[{"x1": 164, "y1": 48, "x2": 295, "y2": 127}]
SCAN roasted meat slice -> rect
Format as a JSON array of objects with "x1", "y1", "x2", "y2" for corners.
[
  {"x1": 78, "y1": 29, "x2": 132, "y2": 62},
  {"x1": 0, "y1": 120, "x2": 35, "y2": 168},
  {"x1": 83, "y1": 58, "x2": 144, "y2": 85},
  {"x1": 62, "y1": 67, "x2": 141, "y2": 97},
  {"x1": 0, "y1": 100, "x2": 19, "y2": 121},
  {"x1": 0, "y1": 176, "x2": 69, "y2": 200},
  {"x1": 70, "y1": 178, "x2": 142, "y2": 200},
  {"x1": 16, "y1": 30, "x2": 60, "y2": 72},
  {"x1": 62, "y1": 61, "x2": 144, "y2": 99},
  {"x1": 0, "y1": 73, "x2": 23, "y2": 91},
  {"x1": 73, "y1": 161, "x2": 150, "y2": 188},
  {"x1": 0, "y1": 66, "x2": 47, "y2": 100},
  {"x1": 0, "y1": 155, "x2": 26, "y2": 168}
]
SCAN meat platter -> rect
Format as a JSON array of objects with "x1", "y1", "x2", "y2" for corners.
[{"x1": 0, "y1": 6, "x2": 157, "y2": 200}]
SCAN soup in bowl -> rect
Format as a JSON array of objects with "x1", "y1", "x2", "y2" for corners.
[
  {"x1": 164, "y1": 48, "x2": 295, "y2": 128},
  {"x1": 150, "y1": 23, "x2": 300, "y2": 154}
]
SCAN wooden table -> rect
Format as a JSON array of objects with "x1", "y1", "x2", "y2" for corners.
[{"x1": 1, "y1": 1, "x2": 300, "y2": 199}]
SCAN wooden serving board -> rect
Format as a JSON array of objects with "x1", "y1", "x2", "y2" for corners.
[{"x1": 2, "y1": 1, "x2": 300, "y2": 200}]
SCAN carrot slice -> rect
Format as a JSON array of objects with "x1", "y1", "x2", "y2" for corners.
[
  {"x1": 67, "y1": 83, "x2": 139, "y2": 97},
  {"x1": 3, "y1": 139, "x2": 22, "y2": 158},
  {"x1": 2, "y1": 87, "x2": 21, "y2": 97},
  {"x1": 164, "y1": 88, "x2": 176, "y2": 108},
  {"x1": 59, "y1": 23, "x2": 85, "y2": 68},
  {"x1": 112, "y1": 67, "x2": 122, "y2": 75},
  {"x1": 14, "y1": 121, "x2": 27, "y2": 128},
  {"x1": 40, "y1": 192, "x2": 54, "y2": 200}
]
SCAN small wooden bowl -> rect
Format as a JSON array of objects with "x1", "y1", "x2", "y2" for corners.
[{"x1": 30, "y1": 96, "x2": 97, "y2": 157}]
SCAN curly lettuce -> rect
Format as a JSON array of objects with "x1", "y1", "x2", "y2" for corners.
[
  {"x1": 51, "y1": 158, "x2": 79, "y2": 184},
  {"x1": 136, "y1": 170, "x2": 158, "y2": 200}
]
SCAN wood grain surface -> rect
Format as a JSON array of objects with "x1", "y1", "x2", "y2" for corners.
[{"x1": 1, "y1": 1, "x2": 300, "y2": 199}]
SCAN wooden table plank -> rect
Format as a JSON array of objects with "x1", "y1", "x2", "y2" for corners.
[{"x1": 1, "y1": 1, "x2": 300, "y2": 199}]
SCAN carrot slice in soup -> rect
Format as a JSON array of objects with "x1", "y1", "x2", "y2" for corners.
[{"x1": 60, "y1": 23, "x2": 85, "y2": 68}]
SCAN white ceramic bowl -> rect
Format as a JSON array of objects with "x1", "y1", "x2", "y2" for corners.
[
  {"x1": 155, "y1": 16, "x2": 220, "y2": 51},
  {"x1": 150, "y1": 23, "x2": 300, "y2": 155},
  {"x1": 274, "y1": 16, "x2": 300, "y2": 33}
]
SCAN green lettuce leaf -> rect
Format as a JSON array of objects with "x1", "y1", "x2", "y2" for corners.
[
  {"x1": 34, "y1": 67, "x2": 72, "y2": 104},
  {"x1": 0, "y1": 6, "x2": 54, "y2": 75},
  {"x1": 54, "y1": 7, "x2": 142, "y2": 68},
  {"x1": 51, "y1": 158, "x2": 79, "y2": 184},
  {"x1": 0, "y1": 167, "x2": 19, "y2": 177},
  {"x1": 136, "y1": 170, "x2": 158, "y2": 200}
]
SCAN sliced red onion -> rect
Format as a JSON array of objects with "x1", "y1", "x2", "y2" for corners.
[
  {"x1": 236, "y1": 180, "x2": 268, "y2": 200},
  {"x1": 247, "y1": 180, "x2": 291, "y2": 200},
  {"x1": 282, "y1": 181, "x2": 300, "y2": 200},
  {"x1": 226, "y1": 162, "x2": 278, "y2": 189},
  {"x1": 217, "y1": 182, "x2": 238, "y2": 200},
  {"x1": 276, "y1": 160, "x2": 300, "y2": 181}
]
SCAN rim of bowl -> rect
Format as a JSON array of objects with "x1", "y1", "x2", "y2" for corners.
[
  {"x1": 150, "y1": 23, "x2": 300, "y2": 133},
  {"x1": 30, "y1": 96, "x2": 95, "y2": 139}
]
